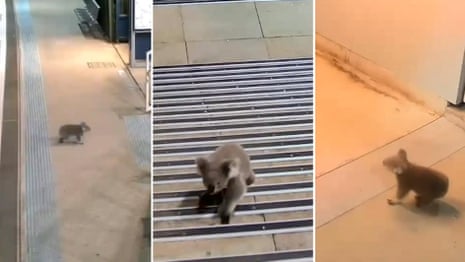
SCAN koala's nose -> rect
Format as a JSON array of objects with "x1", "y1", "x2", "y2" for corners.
[{"x1": 207, "y1": 185, "x2": 215, "y2": 193}]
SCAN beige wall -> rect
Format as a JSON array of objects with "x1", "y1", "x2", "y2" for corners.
[{"x1": 316, "y1": 0, "x2": 465, "y2": 104}]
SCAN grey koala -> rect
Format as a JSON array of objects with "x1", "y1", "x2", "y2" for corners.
[
  {"x1": 196, "y1": 143, "x2": 255, "y2": 224},
  {"x1": 58, "y1": 122, "x2": 91, "y2": 144}
]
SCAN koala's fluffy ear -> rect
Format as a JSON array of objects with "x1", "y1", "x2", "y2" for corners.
[
  {"x1": 398, "y1": 149, "x2": 408, "y2": 161},
  {"x1": 221, "y1": 158, "x2": 240, "y2": 178},
  {"x1": 196, "y1": 157, "x2": 208, "y2": 175}
]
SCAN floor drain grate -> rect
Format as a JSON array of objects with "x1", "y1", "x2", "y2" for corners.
[{"x1": 87, "y1": 62, "x2": 117, "y2": 69}]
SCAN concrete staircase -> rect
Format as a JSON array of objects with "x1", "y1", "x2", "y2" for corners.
[{"x1": 153, "y1": 58, "x2": 313, "y2": 261}]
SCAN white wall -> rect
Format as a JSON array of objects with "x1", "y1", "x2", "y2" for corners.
[{"x1": 316, "y1": 0, "x2": 465, "y2": 104}]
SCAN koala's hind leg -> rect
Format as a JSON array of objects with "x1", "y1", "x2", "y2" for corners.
[
  {"x1": 198, "y1": 190, "x2": 225, "y2": 212},
  {"x1": 387, "y1": 184, "x2": 410, "y2": 205},
  {"x1": 415, "y1": 195, "x2": 435, "y2": 208},
  {"x1": 218, "y1": 178, "x2": 246, "y2": 224},
  {"x1": 245, "y1": 171, "x2": 256, "y2": 186},
  {"x1": 76, "y1": 135, "x2": 84, "y2": 145}
]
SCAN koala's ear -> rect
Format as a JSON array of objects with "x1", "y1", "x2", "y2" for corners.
[
  {"x1": 221, "y1": 158, "x2": 240, "y2": 178},
  {"x1": 398, "y1": 149, "x2": 408, "y2": 161},
  {"x1": 196, "y1": 157, "x2": 208, "y2": 175}
]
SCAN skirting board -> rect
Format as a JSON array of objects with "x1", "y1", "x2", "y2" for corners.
[{"x1": 315, "y1": 33, "x2": 447, "y2": 115}]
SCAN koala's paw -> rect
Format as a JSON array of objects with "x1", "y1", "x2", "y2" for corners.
[{"x1": 220, "y1": 214, "x2": 230, "y2": 224}]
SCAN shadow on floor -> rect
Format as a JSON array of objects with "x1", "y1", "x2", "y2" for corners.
[{"x1": 394, "y1": 199, "x2": 461, "y2": 219}]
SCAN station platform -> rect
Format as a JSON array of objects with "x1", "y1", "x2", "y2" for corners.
[{"x1": 0, "y1": 0, "x2": 151, "y2": 261}]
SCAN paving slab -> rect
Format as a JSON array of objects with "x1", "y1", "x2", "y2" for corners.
[
  {"x1": 187, "y1": 38, "x2": 269, "y2": 64},
  {"x1": 274, "y1": 232, "x2": 313, "y2": 251},
  {"x1": 153, "y1": 6, "x2": 184, "y2": 43},
  {"x1": 316, "y1": 117, "x2": 465, "y2": 227},
  {"x1": 315, "y1": 55, "x2": 438, "y2": 177},
  {"x1": 154, "y1": 235, "x2": 275, "y2": 261},
  {"x1": 266, "y1": 36, "x2": 313, "y2": 59},
  {"x1": 154, "y1": 42, "x2": 188, "y2": 66},
  {"x1": 256, "y1": 0, "x2": 313, "y2": 37},
  {"x1": 153, "y1": 1, "x2": 314, "y2": 66},
  {"x1": 181, "y1": 3, "x2": 262, "y2": 41},
  {"x1": 316, "y1": 144, "x2": 465, "y2": 262}
]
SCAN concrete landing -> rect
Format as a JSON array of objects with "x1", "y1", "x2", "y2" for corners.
[{"x1": 153, "y1": 0, "x2": 313, "y2": 66}]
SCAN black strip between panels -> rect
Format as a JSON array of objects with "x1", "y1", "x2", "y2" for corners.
[
  {"x1": 153, "y1": 67, "x2": 313, "y2": 81},
  {"x1": 171, "y1": 249, "x2": 314, "y2": 262},
  {"x1": 153, "y1": 57, "x2": 312, "y2": 70},
  {"x1": 153, "y1": 108, "x2": 312, "y2": 124},
  {"x1": 153, "y1": 138, "x2": 313, "y2": 154},
  {"x1": 154, "y1": 119, "x2": 313, "y2": 134},
  {"x1": 154, "y1": 219, "x2": 313, "y2": 238},
  {"x1": 153, "y1": 130, "x2": 312, "y2": 144},
  {"x1": 153, "y1": 101, "x2": 313, "y2": 116},
  {"x1": 154, "y1": 199, "x2": 313, "y2": 217},
  {"x1": 153, "y1": 94, "x2": 312, "y2": 108},
  {"x1": 154, "y1": 74, "x2": 313, "y2": 87},
  {"x1": 153, "y1": 181, "x2": 313, "y2": 199},
  {"x1": 154, "y1": 151, "x2": 312, "y2": 167},
  {"x1": 153, "y1": 165, "x2": 312, "y2": 182},
  {"x1": 153, "y1": 87, "x2": 311, "y2": 100}
]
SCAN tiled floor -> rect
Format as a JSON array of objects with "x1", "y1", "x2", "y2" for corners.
[
  {"x1": 153, "y1": 0, "x2": 313, "y2": 66},
  {"x1": 315, "y1": 55, "x2": 438, "y2": 177},
  {"x1": 315, "y1": 52, "x2": 465, "y2": 261}
]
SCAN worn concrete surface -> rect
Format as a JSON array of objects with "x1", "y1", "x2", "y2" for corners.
[
  {"x1": 255, "y1": 0, "x2": 313, "y2": 37},
  {"x1": 182, "y1": 3, "x2": 262, "y2": 41},
  {"x1": 153, "y1": 0, "x2": 313, "y2": 66},
  {"x1": 112, "y1": 43, "x2": 148, "y2": 95},
  {"x1": 316, "y1": 117, "x2": 465, "y2": 227},
  {"x1": 315, "y1": 52, "x2": 465, "y2": 261},
  {"x1": 315, "y1": 55, "x2": 439, "y2": 177},
  {"x1": 317, "y1": 145, "x2": 465, "y2": 262},
  {"x1": 187, "y1": 38, "x2": 269, "y2": 64},
  {"x1": 27, "y1": 0, "x2": 150, "y2": 261}
]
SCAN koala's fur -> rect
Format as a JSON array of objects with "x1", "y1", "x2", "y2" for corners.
[
  {"x1": 196, "y1": 143, "x2": 255, "y2": 224},
  {"x1": 383, "y1": 148, "x2": 449, "y2": 207}
]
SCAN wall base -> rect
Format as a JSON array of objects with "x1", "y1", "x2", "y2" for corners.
[{"x1": 316, "y1": 33, "x2": 448, "y2": 115}]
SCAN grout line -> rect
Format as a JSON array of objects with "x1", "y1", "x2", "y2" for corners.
[
  {"x1": 178, "y1": 6, "x2": 190, "y2": 64},
  {"x1": 316, "y1": 117, "x2": 443, "y2": 179},
  {"x1": 253, "y1": 2, "x2": 265, "y2": 38},
  {"x1": 318, "y1": 133, "x2": 465, "y2": 229},
  {"x1": 111, "y1": 43, "x2": 148, "y2": 102},
  {"x1": 253, "y1": 2, "x2": 271, "y2": 59}
]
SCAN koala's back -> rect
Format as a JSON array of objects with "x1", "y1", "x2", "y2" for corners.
[
  {"x1": 403, "y1": 164, "x2": 449, "y2": 198},
  {"x1": 209, "y1": 143, "x2": 252, "y2": 173},
  {"x1": 59, "y1": 124, "x2": 83, "y2": 137}
]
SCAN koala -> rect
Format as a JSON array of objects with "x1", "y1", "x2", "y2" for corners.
[
  {"x1": 196, "y1": 143, "x2": 255, "y2": 224},
  {"x1": 198, "y1": 189, "x2": 225, "y2": 212},
  {"x1": 58, "y1": 122, "x2": 91, "y2": 144},
  {"x1": 382, "y1": 148, "x2": 449, "y2": 208}
]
